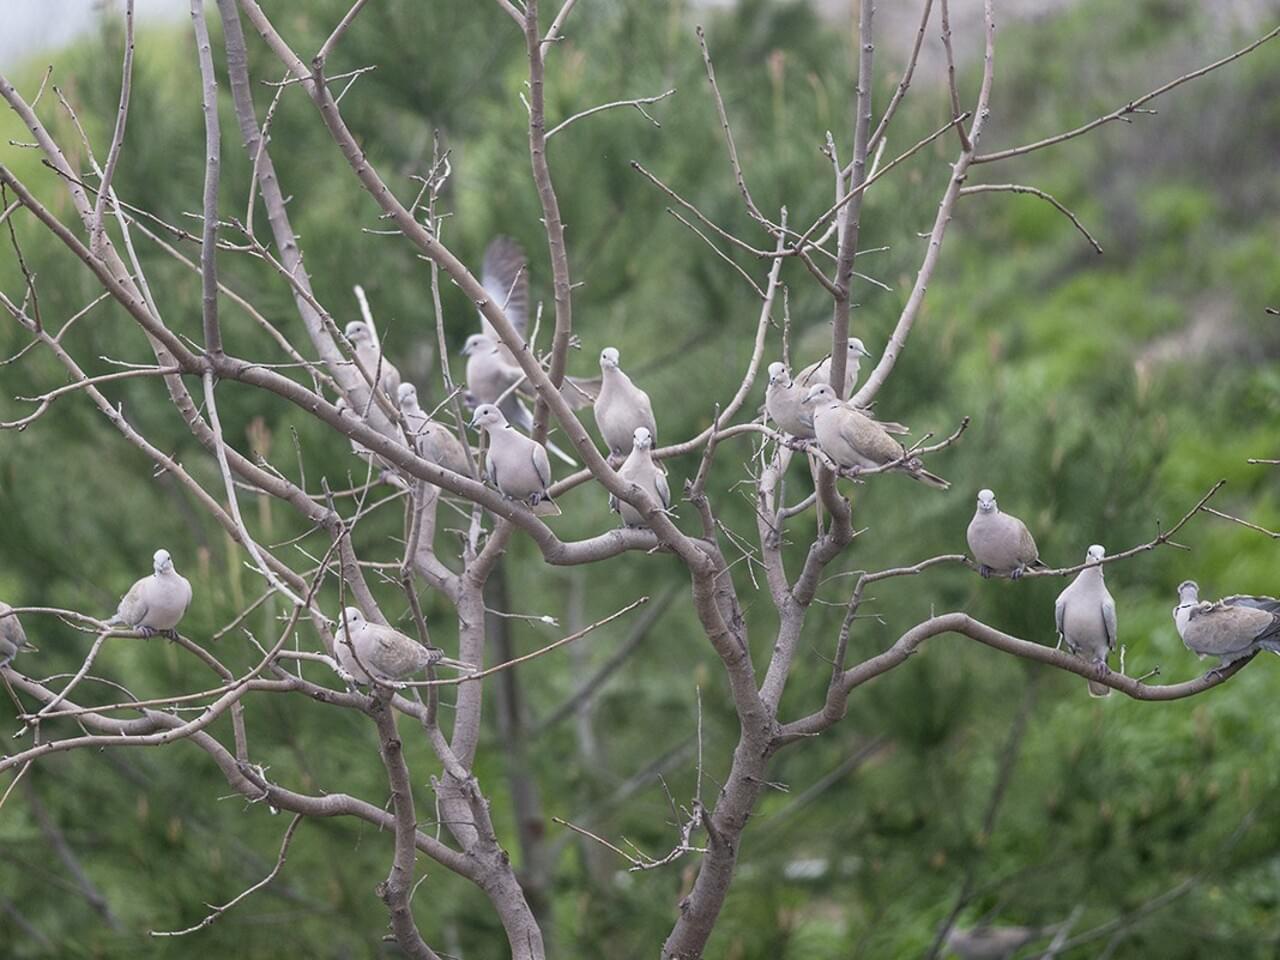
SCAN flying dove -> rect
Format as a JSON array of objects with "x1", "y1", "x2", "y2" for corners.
[
  {"x1": 397, "y1": 383, "x2": 474, "y2": 478},
  {"x1": 1055, "y1": 544, "x2": 1116, "y2": 697},
  {"x1": 471, "y1": 403, "x2": 561, "y2": 516},
  {"x1": 462, "y1": 334, "x2": 578, "y2": 466},
  {"x1": 344, "y1": 319, "x2": 401, "y2": 400},
  {"x1": 804, "y1": 384, "x2": 948, "y2": 488},
  {"x1": 795, "y1": 337, "x2": 873, "y2": 395},
  {"x1": 944, "y1": 924, "x2": 1053, "y2": 960},
  {"x1": 106, "y1": 549, "x2": 193, "y2": 637},
  {"x1": 595, "y1": 347, "x2": 657, "y2": 459},
  {"x1": 331, "y1": 607, "x2": 467, "y2": 685},
  {"x1": 1173, "y1": 581, "x2": 1280, "y2": 667},
  {"x1": 610, "y1": 427, "x2": 671, "y2": 527},
  {"x1": 479, "y1": 236, "x2": 530, "y2": 368},
  {"x1": 0, "y1": 601, "x2": 30, "y2": 668},
  {"x1": 967, "y1": 489, "x2": 1046, "y2": 579}
]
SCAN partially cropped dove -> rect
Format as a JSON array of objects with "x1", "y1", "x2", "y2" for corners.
[
  {"x1": 804, "y1": 384, "x2": 948, "y2": 488},
  {"x1": 795, "y1": 337, "x2": 873, "y2": 395},
  {"x1": 0, "y1": 601, "x2": 30, "y2": 668},
  {"x1": 1173, "y1": 581, "x2": 1280, "y2": 667},
  {"x1": 595, "y1": 347, "x2": 657, "y2": 459},
  {"x1": 462, "y1": 334, "x2": 577, "y2": 466},
  {"x1": 479, "y1": 236, "x2": 530, "y2": 368},
  {"x1": 1055, "y1": 544, "x2": 1116, "y2": 697},
  {"x1": 610, "y1": 427, "x2": 671, "y2": 527},
  {"x1": 331, "y1": 607, "x2": 466, "y2": 685},
  {"x1": 344, "y1": 319, "x2": 401, "y2": 400},
  {"x1": 107, "y1": 549, "x2": 193, "y2": 637},
  {"x1": 397, "y1": 383, "x2": 474, "y2": 478},
  {"x1": 471, "y1": 403, "x2": 560, "y2": 516},
  {"x1": 967, "y1": 489, "x2": 1046, "y2": 579}
]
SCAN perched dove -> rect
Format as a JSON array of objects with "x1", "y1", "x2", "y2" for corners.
[
  {"x1": 610, "y1": 427, "x2": 671, "y2": 527},
  {"x1": 107, "y1": 549, "x2": 193, "y2": 637},
  {"x1": 462, "y1": 334, "x2": 578, "y2": 466},
  {"x1": 804, "y1": 384, "x2": 948, "y2": 488},
  {"x1": 595, "y1": 347, "x2": 657, "y2": 459},
  {"x1": 0, "y1": 601, "x2": 30, "y2": 669},
  {"x1": 331, "y1": 607, "x2": 447, "y2": 685},
  {"x1": 1173, "y1": 581, "x2": 1280, "y2": 667},
  {"x1": 944, "y1": 925, "x2": 1053, "y2": 960},
  {"x1": 795, "y1": 337, "x2": 873, "y2": 395},
  {"x1": 471, "y1": 403, "x2": 561, "y2": 516},
  {"x1": 344, "y1": 319, "x2": 401, "y2": 400},
  {"x1": 1055, "y1": 544, "x2": 1116, "y2": 697},
  {"x1": 397, "y1": 383, "x2": 474, "y2": 478},
  {"x1": 967, "y1": 489, "x2": 1046, "y2": 579}
]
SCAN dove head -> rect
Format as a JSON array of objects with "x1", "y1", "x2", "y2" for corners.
[
  {"x1": 153, "y1": 549, "x2": 174, "y2": 574},
  {"x1": 767, "y1": 362, "x2": 789, "y2": 386},
  {"x1": 470, "y1": 404, "x2": 505, "y2": 431},
  {"x1": 599, "y1": 347, "x2": 621, "y2": 371},
  {"x1": 975, "y1": 489, "x2": 998, "y2": 514},
  {"x1": 632, "y1": 426, "x2": 653, "y2": 450},
  {"x1": 1086, "y1": 544, "x2": 1106, "y2": 564},
  {"x1": 848, "y1": 337, "x2": 872, "y2": 359},
  {"x1": 344, "y1": 320, "x2": 373, "y2": 346},
  {"x1": 340, "y1": 606, "x2": 364, "y2": 629},
  {"x1": 804, "y1": 383, "x2": 837, "y2": 406},
  {"x1": 461, "y1": 333, "x2": 491, "y2": 356},
  {"x1": 1177, "y1": 580, "x2": 1200, "y2": 602},
  {"x1": 397, "y1": 382, "x2": 419, "y2": 409}
]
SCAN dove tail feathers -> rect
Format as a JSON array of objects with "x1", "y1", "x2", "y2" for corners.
[
  {"x1": 907, "y1": 466, "x2": 950, "y2": 490},
  {"x1": 530, "y1": 498, "x2": 562, "y2": 517},
  {"x1": 1087, "y1": 680, "x2": 1112, "y2": 698}
]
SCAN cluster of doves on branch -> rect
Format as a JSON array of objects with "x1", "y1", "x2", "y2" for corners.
[{"x1": 1, "y1": 237, "x2": 1276, "y2": 695}]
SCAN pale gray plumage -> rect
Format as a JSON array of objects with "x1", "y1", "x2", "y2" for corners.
[
  {"x1": 765, "y1": 362, "x2": 815, "y2": 439},
  {"x1": 332, "y1": 607, "x2": 437, "y2": 684},
  {"x1": 1173, "y1": 581, "x2": 1280, "y2": 667},
  {"x1": 397, "y1": 383, "x2": 474, "y2": 478},
  {"x1": 1055, "y1": 544, "x2": 1116, "y2": 697},
  {"x1": 344, "y1": 319, "x2": 401, "y2": 399},
  {"x1": 107, "y1": 549, "x2": 193, "y2": 636},
  {"x1": 595, "y1": 347, "x2": 657, "y2": 458},
  {"x1": 795, "y1": 337, "x2": 873, "y2": 395},
  {"x1": 479, "y1": 236, "x2": 530, "y2": 368},
  {"x1": 472, "y1": 404, "x2": 560, "y2": 515},
  {"x1": 804, "y1": 384, "x2": 949, "y2": 489},
  {"x1": 967, "y1": 489, "x2": 1045, "y2": 579},
  {"x1": 610, "y1": 427, "x2": 671, "y2": 527},
  {"x1": 944, "y1": 925, "x2": 1052, "y2": 960},
  {"x1": 462, "y1": 333, "x2": 578, "y2": 466},
  {"x1": 0, "y1": 601, "x2": 30, "y2": 668}
]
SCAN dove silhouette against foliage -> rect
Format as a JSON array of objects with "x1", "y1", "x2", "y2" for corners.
[
  {"x1": 106, "y1": 549, "x2": 193, "y2": 638},
  {"x1": 1055, "y1": 544, "x2": 1117, "y2": 697},
  {"x1": 0, "y1": 602, "x2": 31, "y2": 669},
  {"x1": 967, "y1": 489, "x2": 1047, "y2": 579}
]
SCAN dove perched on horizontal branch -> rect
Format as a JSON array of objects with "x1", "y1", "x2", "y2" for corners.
[
  {"x1": 595, "y1": 346, "x2": 657, "y2": 460},
  {"x1": 610, "y1": 427, "x2": 671, "y2": 528},
  {"x1": 0, "y1": 601, "x2": 31, "y2": 668},
  {"x1": 106, "y1": 549, "x2": 193, "y2": 638},
  {"x1": 1055, "y1": 544, "x2": 1117, "y2": 697},
  {"x1": 1174, "y1": 581, "x2": 1280, "y2": 667},
  {"x1": 967, "y1": 489, "x2": 1046, "y2": 579},
  {"x1": 471, "y1": 404, "x2": 561, "y2": 516}
]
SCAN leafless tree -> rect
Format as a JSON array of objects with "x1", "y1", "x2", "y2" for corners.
[{"x1": 1, "y1": 1, "x2": 1276, "y2": 957}]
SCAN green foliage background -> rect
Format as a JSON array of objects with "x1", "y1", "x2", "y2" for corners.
[{"x1": 0, "y1": 0, "x2": 1278, "y2": 956}]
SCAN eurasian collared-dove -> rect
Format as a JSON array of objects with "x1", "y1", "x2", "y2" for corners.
[
  {"x1": 471, "y1": 403, "x2": 561, "y2": 516},
  {"x1": 944, "y1": 924, "x2": 1053, "y2": 960},
  {"x1": 804, "y1": 384, "x2": 948, "y2": 488},
  {"x1": 462, "y1": 334, "x2": 578, "y2": 466},
  {"x1": 396, "y1": 383, "x2": 474, "y2": 478},
  {"x1": 0, "y1": 601, "x2": 30, "y2": 668},
  {"x1": 795, "y1": 337, "x2": 873, "y2": 395},
  {"x1": 967, "y1": 489, "x2": 1046, "y2": 579},
  {"x1": 610, "y1": 427, "x2": 671, "y2": 527},
  {"x1": 1055, "y1": 544, "x2": 1116, "y2": 697},
  {"x1": 331, "y1": 607, "x2": 448, "y2": 685},
  {"x1": 1173, "y1": 581, "x2": 1280, "y2": 667},
  {"x1": 344, "y1": 319, "x2": 401, "y2": 400},
  {"x1": 106, "y1": 549, "x2": 193, "y2": 637},
  {"x1": 479, "y1": 236, "x2": 530, "y2": 368},
  {"x1": 595, "y1": 347, "x2": 657, "y2": 459}
]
